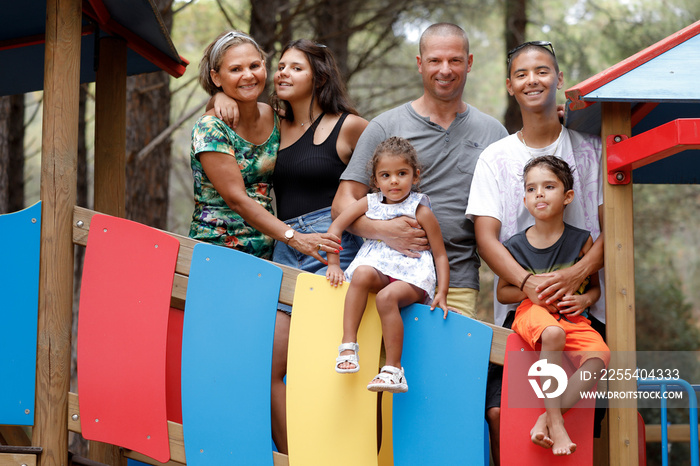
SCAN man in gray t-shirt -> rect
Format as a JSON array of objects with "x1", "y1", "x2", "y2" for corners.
[{"x1": 332, "y1": 23, "x2": 507, "y2": 317}]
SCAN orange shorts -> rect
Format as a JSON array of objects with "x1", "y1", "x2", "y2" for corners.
[{"x1": 512, "y1": 299, "x2": 610, "y2": 368}]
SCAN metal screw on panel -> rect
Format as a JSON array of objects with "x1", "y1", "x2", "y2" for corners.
[{"x1": 76, "y1": 220, "x2": 84, "y2": 227}]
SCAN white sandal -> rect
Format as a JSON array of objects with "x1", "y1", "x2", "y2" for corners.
[
  {"x1": 335, "y1": 342, "x2": 360, "y2": 373},
  {"x1": 367, "y1": 365, "x2": 408, "y2": 393}
]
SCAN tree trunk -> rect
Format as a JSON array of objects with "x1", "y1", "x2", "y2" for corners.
[
  {"x1": 250, "y1": 0, "x2": 289, "y2": 98},
  {"x1": 125, "y1": 0, "x2": 173, "y2": 229},
  {"x1": 504, "y1": 0, "x2": 527, "y2": 133},
  {"x1": 314, "y1": 0, "x2": 352, "y2": 80},
  {"x1": 0, "y1": 94, "x2": 25, "y2": 213}
]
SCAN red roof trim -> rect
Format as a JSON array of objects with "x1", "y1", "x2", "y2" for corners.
[
  {"x1": 84, "y1": 0, "x2": 189, "y2": 78},
  {"x1": 565, "y1": 20, "x2": 700, "y2": 110}
]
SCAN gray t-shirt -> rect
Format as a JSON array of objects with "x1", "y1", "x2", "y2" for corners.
[{"x1": 341, "y1": 102, "x2": 507, "y2": 289}]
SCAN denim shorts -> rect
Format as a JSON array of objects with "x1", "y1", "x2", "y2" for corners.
[{"x1": 273, "y1": 207, "x2": 363, "y2": 313}]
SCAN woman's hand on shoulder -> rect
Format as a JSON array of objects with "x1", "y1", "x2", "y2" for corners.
[{"x1": 211, "y1": 91, "x2": 240, "y2": 128}]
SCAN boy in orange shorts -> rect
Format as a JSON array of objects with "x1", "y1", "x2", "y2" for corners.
[{"x1": 497, "y1": 155, "x2": 609, "y2": 456}]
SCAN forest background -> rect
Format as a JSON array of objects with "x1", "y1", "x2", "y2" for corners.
[{"x1": 0, "y1": 0, "x2": 698, "y2": 462}]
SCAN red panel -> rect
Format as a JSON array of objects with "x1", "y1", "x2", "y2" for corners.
[
  {"x1": 77, "y1": 215, "x2": 179, "y2": 463},
  {"x1": 501, "y1": 333, "x2": 595, "y2": 466},
  {"x1": 166, "y1": 307, "x2": 184, "y2": 424},
  {"x1": 607, "y1": 119, "x2": 700, "y2": 184}
]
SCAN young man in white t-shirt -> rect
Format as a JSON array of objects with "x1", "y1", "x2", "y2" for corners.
[{"x1": 465, "y1": 41, "x2": 605, "y2": 464}]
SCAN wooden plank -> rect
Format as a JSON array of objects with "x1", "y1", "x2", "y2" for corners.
[
  {"x1": 77, "y1": 215, "x2": 179, "y2": 463},
  {"x1": 33, "y1": 1, "x2": 82, "y2": 466},
  {"x1": 393, "y1": 305, "x2": 492, "y2": 465},
  {"x1": 0, "y1": 426, "x2": 31, "y2": 447},
  {"x1": 646, "y1": 424, "x2": 700, "y2": 443},
  {"x1": 601, "y1": 101, "x2": 638, "y2": 466},
  {"x1": 74, "y1": 206, "x2": 509, "y2": 362},
  {"x1": 94, "y1": 36, "x2": 127, "y2": 218},
  {"x1": 68, "y1": 392, "x2": 290, "y2": 466},
  {"x1": 73, "y1": 206, "x2": 303, "y2": 310},
  {"x1": 0, "y1": 453, "x2": 37, "y2": 466}
]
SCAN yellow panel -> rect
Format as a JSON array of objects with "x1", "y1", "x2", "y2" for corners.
[{"x1": 287, "y1": 273, "x2": 383, "y2": 466}]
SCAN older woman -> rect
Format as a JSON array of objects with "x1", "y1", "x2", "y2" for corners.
[{"x1": 190, "y1": 31, "x2": 341, "y2": 455}]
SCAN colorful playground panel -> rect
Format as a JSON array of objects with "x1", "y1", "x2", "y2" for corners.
[
  {"x1": 181, "y1": 243, "x2": 283, "y2": 466},
  {"x1": 393, "y1": 305, "x2": 493, "y2": 465},
  {"x1": 77, "y1": 215, "x2": 180, "y2": 463},
  {"x1": 500, "y1": 333, "x2": 595, "y2": 465},
  {"x1": 286, "y1": 273, "x2": 384, "y2": 466},
  {"x1": 0, "y1": 202, "x2": 41, "y2": 426}
]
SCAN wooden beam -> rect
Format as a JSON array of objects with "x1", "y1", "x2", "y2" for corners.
[
  {"x1": 601, "y1": 101, "x2": 638, "y2": 465},
  {"x1": 33, "y1": 1, "x2": 82, "y2": 466},
  {"x1": 646, "y1": 424, "x2": 700, "y2": 443},
  {"x1": 67, "y1": 392, "x2": 290, "y2": 465},
  {"x1": 71, "y1": 205, "x2": 513, "y2": 365},
  {"x1": 94, "y1": 36, "x2": 127, "y2": 218},
  {"x1": 0, "y1": 453, "x2": 38, "y2": 466}
]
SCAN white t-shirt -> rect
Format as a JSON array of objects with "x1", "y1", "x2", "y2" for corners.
[{"x1": 465, "y1": 127, "x2": 605, "y2": 325}]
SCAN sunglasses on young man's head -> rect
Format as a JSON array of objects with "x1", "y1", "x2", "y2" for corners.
[{"x1": 506, "y1": 41, "x2": 556, "y2": 64}]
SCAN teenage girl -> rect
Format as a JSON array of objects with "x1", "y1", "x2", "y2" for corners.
[{"x1": 326, "y1": 136, "x2": 450, "y2": 393}]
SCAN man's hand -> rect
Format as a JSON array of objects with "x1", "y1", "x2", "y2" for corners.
[
  {"x1": 535, "y1": 266, "x2": 585, "y2": 305},
  {"x1": 378, "y1": 216, "x2": 428, "y2": 257}
]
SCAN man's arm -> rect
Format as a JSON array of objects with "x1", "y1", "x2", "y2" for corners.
[{"x1": 331, "y1": 180, "x2": 427, "y2": 256}]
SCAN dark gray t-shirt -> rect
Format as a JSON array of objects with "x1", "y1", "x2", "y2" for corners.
[{"x1": 340, "y1": 102, "x2": 507, "y2": 289}]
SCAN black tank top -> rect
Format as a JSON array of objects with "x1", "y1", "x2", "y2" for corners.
[{"x1": 273, "y1": 113, "x2": 350, "y2": 221}]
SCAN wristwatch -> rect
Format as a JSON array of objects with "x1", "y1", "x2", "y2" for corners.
[{"x1": 284, "y1": 229, "x2": 295, "y2": 244}]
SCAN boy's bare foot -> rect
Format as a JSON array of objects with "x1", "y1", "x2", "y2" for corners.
[
  {"x1": 530, "y1": 412, "x2": 554, "y2": 448},
  {"x1": 549, "y1": 422, "x2": 577, "y2": 455}
]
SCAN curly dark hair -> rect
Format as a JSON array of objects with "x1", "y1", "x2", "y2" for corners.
[{"x1": 368, "y1": 137, "x2": 422, "y2": 192}]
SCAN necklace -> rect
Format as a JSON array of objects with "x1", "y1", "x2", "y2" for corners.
[
  {"x1": 518, "y1": 125, "x2": 563, "y2": 158},
  {"x1": 299, "y1": 113, "x2": 319, "y2": 127}
]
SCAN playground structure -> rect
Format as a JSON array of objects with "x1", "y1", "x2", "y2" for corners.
[{"x1": 0, "y1": 0, "x2": 699, "y2": 463}]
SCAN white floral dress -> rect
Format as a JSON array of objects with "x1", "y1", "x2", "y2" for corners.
[{"x1": 344, "y1": 192, "x2": 437, "y2": 302}]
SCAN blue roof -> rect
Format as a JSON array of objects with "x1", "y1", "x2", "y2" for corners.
[
  {"x1": 0, "y1": 0, "x2": 187, "y2": 96},
  {"x1": 565, "y1": 20, "x2": 700, "y2": 184}
]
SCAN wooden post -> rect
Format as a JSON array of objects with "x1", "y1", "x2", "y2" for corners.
[
  {"x1": 32, "y1": 0, "x2": 82, "y2": 465},
  {"x1": 94, "y1": 36, "x2": 127, "y2": 217},
  {"x1": 601, "y1": 101, "x2": 639, "y2": 465}
]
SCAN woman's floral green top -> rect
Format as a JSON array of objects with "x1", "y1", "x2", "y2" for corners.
[{"x1": 189, "y1": 114, "x2": 280, "y2": 259}]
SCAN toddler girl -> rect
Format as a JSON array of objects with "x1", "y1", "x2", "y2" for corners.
[{"x1": 326, "y1": 136, "x2": 449, "y2": 393}]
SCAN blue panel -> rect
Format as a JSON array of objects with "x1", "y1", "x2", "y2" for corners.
[
  {"x1": 588, "y1": 34, "x2": 700, "y2": 102},
  {"x1": 0, "y1": 202, "x2": 41, "y2": 426},
  {"x1": 393, "y1": 305, "x2": 492, "y2": 465},
  {"x1": 181, "y1": 244, "x2": 282, "y2": 466}
]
